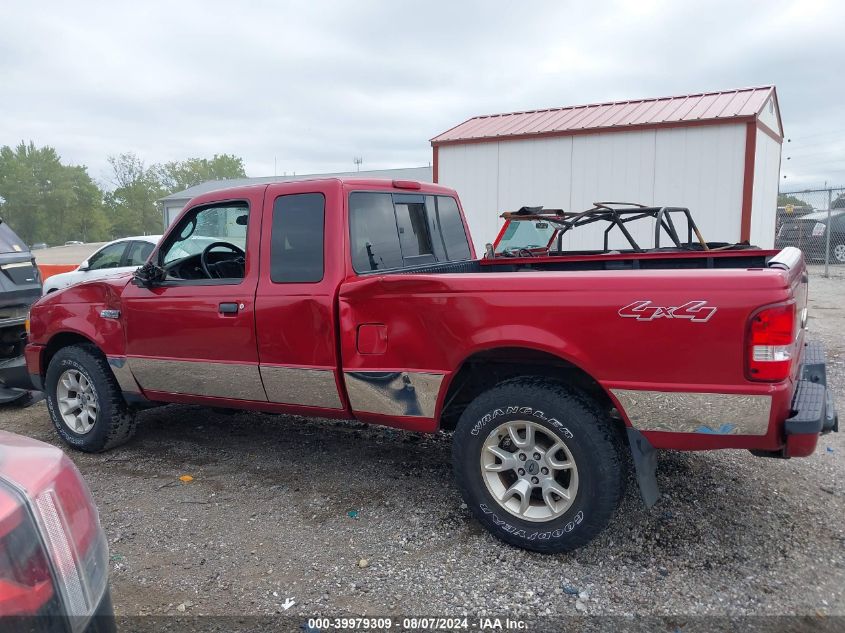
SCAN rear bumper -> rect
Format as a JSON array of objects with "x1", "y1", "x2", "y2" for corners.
[{"x1": 781, "y1": 341, "x2": 838, "y2": 457}]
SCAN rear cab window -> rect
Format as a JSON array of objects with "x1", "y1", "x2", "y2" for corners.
[{"x1": 349, "y1": 192, "x2": 471, "y2": 273}]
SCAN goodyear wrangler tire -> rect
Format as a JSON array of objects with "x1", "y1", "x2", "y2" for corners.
[
  {"x1": 452, "y1": 377, "x2": 625, "y2": 552},
  {"x1": 45, "y1": 344, "x2": 137, "y2": 453}
]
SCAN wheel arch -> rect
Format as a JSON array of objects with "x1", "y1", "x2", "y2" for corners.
[
  {"x1": 41, "y1": 331, "x2": 99, "y2": 380},
  {"x1": 437, "y1": 346, "x2": 620, "y2": 432}
]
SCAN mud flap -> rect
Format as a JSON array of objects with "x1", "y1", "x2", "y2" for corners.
[{"x1": 626, "y1": 427, "x2": 660, "y2": 508}]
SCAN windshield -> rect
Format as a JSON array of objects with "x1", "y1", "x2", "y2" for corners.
[{"x1": 494, "y1": 219, "x2": 556, "y2": 254}]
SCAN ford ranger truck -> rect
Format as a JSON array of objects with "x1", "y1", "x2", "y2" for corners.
[{"x1": 24, "y1": 178, "x2": 837, "y2": 552}]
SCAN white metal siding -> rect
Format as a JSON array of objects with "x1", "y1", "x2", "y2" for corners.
[
  {"x1": 750, "y1": 133, "x2": 782, "y2": 248},
  {"x1": 569, "y1": 130, "x2": 657, "y2": 250},
  {"x1": 438, "y1": 143, "x2": 500, "y2": 253},
  {"x1": 652, "y1": 124, "x2": 747, "y2": 245},
  {"x1": 438, "y1": 122, "x2": 747, "y2": 253},
  {"x1": 758, "y1": 97, "x2": 782, "y2": 136},
  {"x1": 164, "y1": 204, "x2": 185, "y2": 228}
]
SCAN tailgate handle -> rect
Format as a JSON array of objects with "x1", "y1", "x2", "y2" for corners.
[{"x1": 219, "y1": 302, "x2": 239, "y2": 314}]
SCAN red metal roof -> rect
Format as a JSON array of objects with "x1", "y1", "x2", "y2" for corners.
[{"x1": 431, "y1": 86, "x2": 779, "y2": 145}]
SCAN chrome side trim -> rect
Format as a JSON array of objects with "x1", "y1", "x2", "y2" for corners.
[
  {"x1": 611, "y1": 389, "x2": 772, "y2": 435},
  {"x1": 344, "y1": 371, "x2": 444, "y2": 418},
  {"x1": 128, "y1": 358, "x2": 267, "y2": 401},
  {"x1": 260, "y1": 366, "x2": 343, "y2": 409},
  {"x1": 106, "y1": 356, "x2": 141, "y2": 395}
]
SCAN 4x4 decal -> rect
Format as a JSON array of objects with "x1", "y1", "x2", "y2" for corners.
[{"x1": 618, "y1": 300, "x2": 717, "y2": 322}]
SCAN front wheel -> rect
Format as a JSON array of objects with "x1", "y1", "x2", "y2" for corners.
[
  {"x1": 45, "y1": 344, "x2": 137, "y2": 452},
  {"x1": 832, "y1": 242, "x2": 845, "y2": 265},
  {"x1": 452, "y1": 378, "x2": 625, "y2": 552}
]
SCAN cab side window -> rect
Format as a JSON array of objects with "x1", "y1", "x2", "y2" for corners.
[
  {"x1": 349, "y1": 193, "x2": 471, "y2": 273},
  {"x1": 393, "y1": 194, "x2": 435, "y2": 266},
  {"x1": 270, "y1": 193, "x2": 325, "y2": 283},
  {"x1": 87, "y1": 242, "x2": 127, "y2": 270},
  {"x1": 349, "y1": 193, "x2": 404, "y2": 272},
  {"x1": 430, "y1": 196, "x2": 472, "y2": 261}
]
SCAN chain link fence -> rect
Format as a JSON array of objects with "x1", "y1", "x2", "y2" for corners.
[{"x1": 776, "y1": 186, "x2": 845, "y2": 278}]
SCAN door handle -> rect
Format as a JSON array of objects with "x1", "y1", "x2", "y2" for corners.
[{"x1": 219, "y1": 302, "x2": 239, "y2": 314}]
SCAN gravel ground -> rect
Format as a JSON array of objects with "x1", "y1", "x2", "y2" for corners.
[{"x1": 1, "y1": 274, "x2": 843, "y2": 621}]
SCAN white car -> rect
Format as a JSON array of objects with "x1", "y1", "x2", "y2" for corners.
[{"x1": 43, "y1": 235, "x2": 161, "y2": 294}]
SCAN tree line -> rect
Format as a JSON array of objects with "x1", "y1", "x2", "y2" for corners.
[{"x1": 0, "y1": 141, "x2": 247, "y2": 246}]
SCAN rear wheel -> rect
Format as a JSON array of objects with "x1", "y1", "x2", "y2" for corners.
[
  {"x1": 452, "y1": 377, "x2": 625, "y2": 552},
  {"x1": 45, "y1": 344, "x2": 137, "y2": 452},
  {"x1": 833, "y1": 242, "x2": 845, "y2": 264}
]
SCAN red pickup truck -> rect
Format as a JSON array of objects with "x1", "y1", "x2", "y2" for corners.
[{"x1": 24, "y1": 178, "x2": 837, "y2": 552}]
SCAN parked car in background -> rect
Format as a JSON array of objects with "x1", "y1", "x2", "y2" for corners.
[
  {"x1": 0, "y1": 218, "x2": 42, "y2": 403},
  {"x1": 0, "y1": 431, "x2": 114, "y2": 630},
  {"x1": 775, "y1": 209, "x2": 845, "y2": 264},
  {"x1": 43, "y1": 236, "x2": 161, "y2": 294},
  {"x1": 30, "y1": 242, "x2": 48, "y2": 250},
  {"x1": 64, "y1": 241, "x2": 84, "y2": 246}
]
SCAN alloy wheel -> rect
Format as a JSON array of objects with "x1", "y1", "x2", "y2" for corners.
[
  {"x1": 480, "y1": 420, "x2": 579, "y2": 522},
  {"x1": 56, "y1": 369, "x2": 98, "y2": 435}
]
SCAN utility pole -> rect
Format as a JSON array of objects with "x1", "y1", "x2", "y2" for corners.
[{"x1": 353, "y1": 157, "x2": 363, "y2": 172}]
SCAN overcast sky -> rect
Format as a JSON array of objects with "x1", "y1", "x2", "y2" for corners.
[{"x1": 1, "y1": 0, "x2": 843, "y2": 191}]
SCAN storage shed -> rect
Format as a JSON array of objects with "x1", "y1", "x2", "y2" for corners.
[{"x1": 432, "y1": 86, "x2": 783, "y2": 254}]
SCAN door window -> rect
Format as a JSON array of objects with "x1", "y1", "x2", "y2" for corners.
[
  {"x1": 86, "y1": 242, "x2": 127, "y2": 271},
  {"x1": 125, "y1": 241, "x2": 154, "y2": 267},
  {"x1": 158, "y1": 203, "x2": 249, "y2": 281},
  {"x1": 270, "y1": 193, "x2": 325, "y2": 283}
]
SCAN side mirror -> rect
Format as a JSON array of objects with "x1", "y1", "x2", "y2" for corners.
[
  {"x1": 132, "y1": 262, "x2": 166, "y2": 288},
  {"x1": 78, "y1": 260, "x2": 90, "y2": 272}
]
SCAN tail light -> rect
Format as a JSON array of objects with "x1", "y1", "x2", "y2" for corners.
[
  {"x1": 0, "y1": 433, "x2": 109, "y2": 629},
  {"x1": 0, "y1": 486, "x2": 61, "y2": 617},
  {"x1": 746, "y1": 303, "x2": 796, "y2": 382}
]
